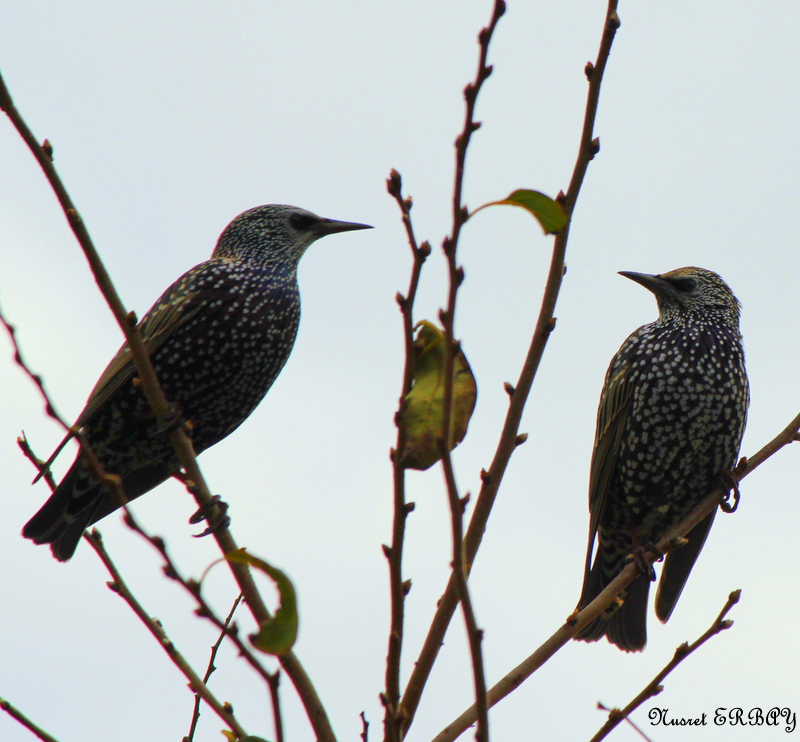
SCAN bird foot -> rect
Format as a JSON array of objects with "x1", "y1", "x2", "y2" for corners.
[
  {"x1": 190, "y1": 495, "x2": 231, "y2": 537},
  {"x1": 156, "y1": 403, "x2": 191, "y2": 436},
  {"x1": 624, "y1": 543, "x2": 661, "y2": 581},
  {"x1": 719, "y1": 469, "x2": 741, "y2": 513}
]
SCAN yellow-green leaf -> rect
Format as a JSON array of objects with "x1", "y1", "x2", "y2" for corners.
[
  {"x1": 225, "y1": 549, "x2": 298, "y2": 655},
  {"x1": 398, "y1": 321, "x2": 477, "y2": 470},
  {"x1": 471, "y1": 189, "x2": 568, "y2": 235}
]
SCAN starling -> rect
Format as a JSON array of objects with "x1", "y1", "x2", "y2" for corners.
[
  {"x1": 575, "y1": 267, "x2": 748, "y2": 651},
  {"x1": 23, "y1": 204, "x2": 371, "y2": 561}
]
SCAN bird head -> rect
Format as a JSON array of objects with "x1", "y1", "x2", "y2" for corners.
[
  {"x1": 213, "y1": 204, "x2": 372, "y2": 263},
  {"x1": 619, "y1": 266, "x2": 741, "y2": 326}
]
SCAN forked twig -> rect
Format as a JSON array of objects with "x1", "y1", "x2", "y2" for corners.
[
  {"x1": 589, "y1": 591, "x2": 740, "y2": 742},
  {"x1": 185, "y1": 594, "x2": 244, "y2": 742},
  {"x1": 85, "y1": 530, "x2": 248, "y2": 739}
]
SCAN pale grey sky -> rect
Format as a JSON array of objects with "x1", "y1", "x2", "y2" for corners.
[{"x1": 1, "y1": 2, "x2": 799, "y2": 741}]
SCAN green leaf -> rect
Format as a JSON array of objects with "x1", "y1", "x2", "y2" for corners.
[
  {"x1": 225, "y1": 549, "x2": 298, "y2": 655},
  {"x1": 398, "y1": 321, "x2": 478, "y2": 470},
  {"x1": 471, "y1": 189, "x2": 568, "y2": 235}
]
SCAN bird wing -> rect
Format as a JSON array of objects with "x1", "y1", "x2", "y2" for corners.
[
  {"x1": 583, "y1": 360, "x2": 635, "y2": 580},
  {"x1": 76, "y1": 284, "x2": 205, "y2": 427},
  {"x1": 36, "y1": 263, "x2": 230, "y2": 479}
]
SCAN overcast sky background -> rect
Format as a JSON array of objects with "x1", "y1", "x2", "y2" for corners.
[{"x1": 1, "y1": 2, "x2": 799, "y2": 741}]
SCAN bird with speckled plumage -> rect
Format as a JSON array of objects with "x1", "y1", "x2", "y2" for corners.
[
  {"x1": 575, "y1": 267, "x2": 749, "y2": 651},
  {"x1": 23, "y1": 204, "x2": 371, "y2": 561}
]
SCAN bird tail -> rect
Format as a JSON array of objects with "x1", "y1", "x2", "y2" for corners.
[
  {"x1": 23, "y1": 456, "x2": 172, "y2": 562},
  {"x1": 575, "y1": 546, "x2": 650, "y2": 652},
  {"x1": 655, "y1": 509, "x2": 716, "y2": 622},
  {"x1": 22, "y1": 460, "x2": 103, "y2": 562}
]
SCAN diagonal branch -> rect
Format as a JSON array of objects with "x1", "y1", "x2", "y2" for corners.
[
  {"x1": 430, "y1": 409, "x2": 800, "y2": 742},
  {"x1": 399, "y1": 2, "x2": 621, "y2": 734},
  {"x1": 85, "y1": 530, "x2": 249, "y2": 739},
  {"x1": 589, "y1": 590, "x2": 740, "y2": 742},
  {"x1": 0, "y1": 696, "x2": 61, "y2": 742},
  {"x1": 0, "y1": 69, "x2": 335, "y2": 742}
]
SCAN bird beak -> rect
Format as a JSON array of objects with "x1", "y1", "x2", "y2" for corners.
[
  {"x1": 312, "y1": 218, "x2": 373, "y2": 237},
  {"x1": 619, "y1": 271, "x2": 668, "y2": 295}
]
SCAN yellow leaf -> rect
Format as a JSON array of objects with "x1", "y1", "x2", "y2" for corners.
[{"x1": 398, "y1": 321, "x2": 477, "y2": 470}]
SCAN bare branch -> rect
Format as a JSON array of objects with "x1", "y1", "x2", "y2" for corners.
[
  {"x1": 85, "y1": 530, "x2": 248, "y2": 739},
  {"x1": 18, "y1": 433, "x2": 57, "y2": 491},
  {"x1": 185, "y1": 594, "x2": 244, "y2": 742},
  {"x1": 0, "y1": 696, "x2": 61, "y2": 742},
  {"x1": 433, "y1": 4, "x2": 508, "y2": 739},
  {"x1": 0, "y1": 303, "x2": 69, "y2": 430},
  {"x1": 596, "y1": 703, "x2": 654, "y2": 742},
  {"x1": 400, "y1": 1, "x2": 620, "y2": 733},
  {"x1": 590, "y1": 591, "x2": 740, "y2": 742},
  {"x1": 383, "y1": 169, "x2": 428, "y2": 741},
  {"x1": 118, "y1": 509, "x2": 284, "y2": 703},
  {"x1": 361, "y1": 711, "x2": 370, "y2": 742}
]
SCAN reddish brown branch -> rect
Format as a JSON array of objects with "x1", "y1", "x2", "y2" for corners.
[
  {"x1": 85, "y1": 530, "x2": 248, "y2": 739},
  {"x1": 434, "y1": 4, "x2": 507, "y2": 739},
  {"x1": 0, "y1": 305, "x2": 70, "y2": 430},
  {"x1": 383, "y1": 170, "x2": 429, "y2": 742},
  {"x1": 185, "y1": 594, "x2": 244, "y2": 742},
  {"x1": 590, "y1": 591, "x2": 740, "y2": 742},
  {"x1": 399, "y1": 2, "x2": 620, "y2": 734}
]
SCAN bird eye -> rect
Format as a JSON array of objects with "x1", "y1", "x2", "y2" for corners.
[
  {"x1": 289, "y1": 213, "x2": 317, "y2": 231},
  {"x1": 665, "y1": 276, "x2": 697, "y2": 293}
]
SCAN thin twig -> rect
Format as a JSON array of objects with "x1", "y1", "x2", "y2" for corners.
[
  {"x1": 596, "y1": 703, "x2": 654, "y2": 742},
  {"x1": 0, "y1": 69, "x2": 335, "y2": 742},
  {"x1": 590, "y1": 590, "x2": 740, "y2": 742},
  {"x1": 268, "y1": 670, "x2": 285, "y2": 742},
  {"x1": 0, "y1": 696, "x2": 61, "y2": 742},
  {"x1": 117, "y1": 508, "x2": 285, "y2": 740},
  {"x1": 399, "y1": 2, "x2": 620, "y2": 734},
  {"x1": 185, "y1": 594, "x2": 244, "y2": 742},
  {"x1": 0, "y1": 303, "x2": 70, "y2": 430},
  {"x1": 383, "y1": 170, "x2": 429, "y2": 742},
  {"x1": 84, "y1": 530, "x2": 248, "y2": 739},
  {"x1": 360, "y1": 711, "x2": 370, "y2": 742},
  {"x1": 121, "y1": 511, "x2": 283, "y2": 689},
  {"x1": 430, "y1": 409, "x2": 800, "y2": 742},
  {"x1": 18, "y1": 433, "x2": 57, "y2": 491},
  {"x1": 431, "y1": 5, "x2": 508, "y2": 740}
]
